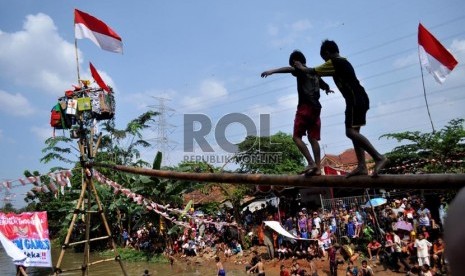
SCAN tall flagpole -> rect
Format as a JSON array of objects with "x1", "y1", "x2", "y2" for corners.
[
  {"x1": 75, "y1": 38, "x2": 81, "y2": 85},
  {"x1": 418, "y1": 45, "x2": 436, "y2": 133}
]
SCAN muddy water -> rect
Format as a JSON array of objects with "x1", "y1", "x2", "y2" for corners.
[{"x1": 1, "y1": 245, "x2": 271, "y2": 276}]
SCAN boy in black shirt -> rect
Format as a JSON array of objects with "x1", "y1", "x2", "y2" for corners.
[{"x1": 294, "y1": 40, "x2": 387, "y2": 177}]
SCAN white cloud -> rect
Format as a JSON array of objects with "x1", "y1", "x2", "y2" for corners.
[
  {"x1": 181, "y1": 79, "x2": 228, "y2": 111},
  {"x1": 0, "y1": 13, "x2": 77, "y2": 96},
  {"x1": 393, "y1": 52, "x2": 417, "y2": 68},
  {"x1": 267, "y1": 24, "x2": 279, "y2": 36},
  {"x1": 291, "y1": 19, "x2": 312, "y2": 32},
  {"x1": 118, "y1": 89, "x2": 177, "y2": 111},
  {"x1": 0, "y1": 90, "x2": 35, "y2": 116},
  {"x1": 200, "y1": 79, "x2": 228, "y2": 97},
  {"x1": 268, "y1": 19, "x2": 314, "y2": 48},
  {"x1": 30, "y1": 125, "x2": 53, "y2": 142},
  {"x1": 451, "y1": 39, "x2": 465, "y2": 55}
]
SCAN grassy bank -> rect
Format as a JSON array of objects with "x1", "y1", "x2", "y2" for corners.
[{"x1": 100, "y1": 247, "x2": 170, "y2": 263}]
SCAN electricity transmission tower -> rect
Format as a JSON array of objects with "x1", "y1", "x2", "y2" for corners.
[{"x1": 149, "y1": 97, "x2": 177, "y2": 166}]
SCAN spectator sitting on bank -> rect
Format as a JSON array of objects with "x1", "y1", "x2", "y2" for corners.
[
  {"x1": 245, "y1": 250, "x2": 259, "y2": 273},
  {"x1": 232, "y1": 240, "x2": 243, "y2": 256},
  {"x1": 277, "y1": 244, "x2": 287, "y2": 260},
  {"x1": 346, "y1": 260, "x2": 358, "y2": 276},
  {"x1": 360, "y1": 260, "x2": 375, "y2": 276},
  {"x1": 366, "y1": 238, "x2": 382, "y2": 261}
]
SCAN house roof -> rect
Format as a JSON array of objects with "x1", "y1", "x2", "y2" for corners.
[
  {"x1": 182, "y1": 185, "x2": 228, "y2": 205},
  {"x1": 322, "y1": 148, "x2": 371, "y2": 167}
]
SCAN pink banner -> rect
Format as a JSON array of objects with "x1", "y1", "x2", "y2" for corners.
[{"x1": 0, "y1": 212, "x2": 52, "y2": 267}]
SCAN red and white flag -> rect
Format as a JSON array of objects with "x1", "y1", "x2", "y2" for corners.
[
  {"x1": 89, "y1": 62, "x2": 111, "y2": 92},
  {"x1": 74, "y1": 9, "x2": 123, "y2": 54},
  {"x1": 418, "y1": 23, "x2": 458, "y2": 84}
]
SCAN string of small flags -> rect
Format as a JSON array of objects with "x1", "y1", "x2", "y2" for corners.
[
  {"x1": 1, "y1": 170, "x2": 73, "y2": 196},
  {"x1": 385, "y1": 158, "x2": 464, "y2": 173},
  {"x1": 92, "y1": 169, "x2": 240, "y2": 230}
]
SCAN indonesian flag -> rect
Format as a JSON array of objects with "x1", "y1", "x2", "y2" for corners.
[
  {"x1": 418, "y1": 23, "x2": 458, "y2": 83},
  {"x1": 89, "y1": 62, "x2": 111, "y2": 92},
  {"x1": 74, "y1": 9, "x2": 123, "y2": 54}
]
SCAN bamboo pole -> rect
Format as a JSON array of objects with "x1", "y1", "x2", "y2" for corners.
[
  {"x1": 93, "y1": 163, "x2": 465, "y2": 190},
  {"x1": 89, "y1": 174, "x2": 128, "y2": 276},
  {"x1": 54, "y1": 180, "x2": 88, "y2": 275}
]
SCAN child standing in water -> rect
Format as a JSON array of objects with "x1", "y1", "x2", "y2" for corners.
[{"x1": 216, "y1": 256, "x2": 226, "y2": 276}]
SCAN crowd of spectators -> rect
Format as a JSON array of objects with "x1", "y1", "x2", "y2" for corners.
[
  {"x1": 242, "y1": 193, "x2": 450, "y2": 275},
  {"x1": 116, "y1": 192, "x2": 450, "y2": 276}
]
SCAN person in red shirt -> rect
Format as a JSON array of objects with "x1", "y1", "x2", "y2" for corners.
[
  {"x1": 280, "y1": 264, "x2": 290, "y2": 276},
  {"x1": 366, "y1": 239, "x2": 382, "y2": 261}
]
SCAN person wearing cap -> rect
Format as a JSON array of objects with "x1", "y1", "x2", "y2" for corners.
[
  {"x1": 298, "y1": 212, "x2": 308, "y2": 237},
  {"x1": 400, "y1": 198, "x2": 408, "y2": 208},
  {"x1": 313, "y1": 212, "x2": 322, "y2": 233},
  {"x1": 391, "y1": 200, "x2": 404, "y2": 219}
]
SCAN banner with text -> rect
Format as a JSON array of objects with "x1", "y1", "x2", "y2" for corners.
[{"x1": 0, "y1": 212, "x2": 52, "y2": 267}]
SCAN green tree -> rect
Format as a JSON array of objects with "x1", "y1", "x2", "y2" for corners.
[
  {"x1": 381, "y1": 118, "x2": 465, "y2": 174},
  {"x1": 29, "y1": 111, "x2": 160, "y2": 243},
  {"x1": 235, "y1": 131, "x2": 305, "y2": 174},
  {"x1": 0, "y1": 202, "x2": 17, "y2": 213}
]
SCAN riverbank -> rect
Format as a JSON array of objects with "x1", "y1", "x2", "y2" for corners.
[{"x1": 168, "y1": 245, "x2": 408, "y2": 276}]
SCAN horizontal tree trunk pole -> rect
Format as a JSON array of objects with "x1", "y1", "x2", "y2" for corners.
[{"x1": 93, "y1": 163, "x2": 465, "y2": 190}]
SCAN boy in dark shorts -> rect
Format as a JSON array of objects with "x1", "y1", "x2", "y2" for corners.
[
  {"x1": 261, "y1": 50, "x2": 332, "y2": 176},
  {"x1": 294, "y1": 40, "x2": 387, "y2": 177},
  {"x1": 216, "y1": 256, "x2": 226, "y2": 276}
]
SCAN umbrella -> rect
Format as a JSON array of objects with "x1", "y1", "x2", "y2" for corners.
[
  {"x1": 395, "y1": 220, "x2": 413, "y2": 232},
  {"x1": 193, "y1": 210, "x2": 204, "y2": 217},
  {"x1": 363, "y1": 198, "x2": 387, "y2": 208}
]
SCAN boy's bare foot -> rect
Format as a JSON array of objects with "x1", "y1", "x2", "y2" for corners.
[
  {"x1": 299, "y1": 165, "x2": 316, "y2": 175},
  {"x1": 345, "y1": 167, "x2": 368, "y2": 178},
  {"x1": 305, "y1": 166, "x2": 321, "y2": 176},
  {"x1": 371, "y1": 156, "x2": 388, "y2": 177}
]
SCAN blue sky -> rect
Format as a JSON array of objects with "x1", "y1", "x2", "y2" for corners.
[{"x1": 1, "y1": 1, "x2": 465, "y2": 207}]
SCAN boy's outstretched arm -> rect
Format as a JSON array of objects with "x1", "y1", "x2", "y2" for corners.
[
  {"x1": 293, "y1": 61, "x2": 315, "y2": 74},
  {"x1": 261, "y1": 66, "x2": 294, "y2": 78},
  {"x1": 318, "y1": 77, "x2": 334, "y2": 95}
]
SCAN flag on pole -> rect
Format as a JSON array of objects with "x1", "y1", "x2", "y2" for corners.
[
  {"x1": 74, "y1": 9, "x2": 123, "y2": 54},
  {"x1": 89, "y1": 62, "x2": 111, "y2": 92},
  {"x1": 418, "y1": 23, "x2": 458, "y2": 83}
]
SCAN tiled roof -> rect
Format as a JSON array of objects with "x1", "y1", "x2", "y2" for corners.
[
  {"x1": 322, "y1": 148, "x2": 371, "y2": 167},
  {"x1": 183, "y1": 186, "x2": 227, "y2": 205}
]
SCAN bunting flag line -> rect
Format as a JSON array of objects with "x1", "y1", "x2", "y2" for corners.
[
  {"x1": 418, "y1": 23, "x2": 458, "y2": 84},
  {"x1": 74, "y1": 9, "x2": 123, "y2": 54},
  {"x1": 89, "y1": 62, "x2": 111, "y2": 92},
  {"x1": 0, "y1": 170, "x2": 72, "y2": 193},
  {"x1": 92, "y1": 170, "x2": 241, "y2": 230}
]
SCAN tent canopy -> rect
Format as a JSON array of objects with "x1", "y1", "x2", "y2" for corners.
[{"x1": 263, "y1": 221, "x2": 317, "y2": 241}]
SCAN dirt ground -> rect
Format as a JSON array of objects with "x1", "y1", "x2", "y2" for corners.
[{"x1": 181, "y1": 245, "x2": 417, "y2": 276}]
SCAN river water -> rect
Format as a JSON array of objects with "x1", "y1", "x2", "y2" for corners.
[{"x1": 0, "y1": 244, "x2": 260, "y2": 276}]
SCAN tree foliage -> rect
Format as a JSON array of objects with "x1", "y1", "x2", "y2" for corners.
[
  {"x1": 235, "y1": 131, "x2": 304, "y2": 174},
  {"x1": 381, "y1": 118, "x2": 465, "y2": 174}
]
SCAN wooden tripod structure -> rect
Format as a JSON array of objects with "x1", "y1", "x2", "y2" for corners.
[{"x1": 53, "y1": 127, "x2": 127, "y2": 275}]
